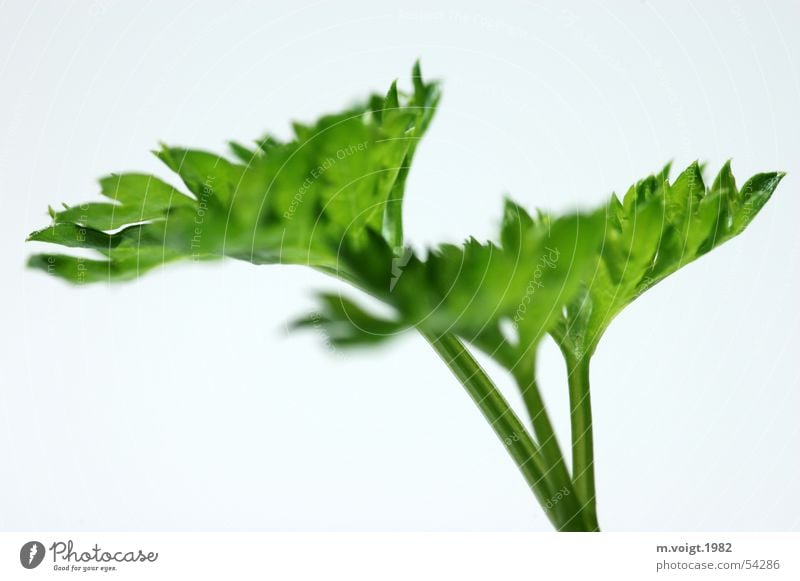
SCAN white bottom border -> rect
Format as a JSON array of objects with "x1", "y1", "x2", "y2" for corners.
[{"x1": 2, "y1": 532, "x2": 797, "y2": 580}]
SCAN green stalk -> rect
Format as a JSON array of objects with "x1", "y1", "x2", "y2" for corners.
[
  {"x1": 422, "y1": 330, "x2": 588, "y2": 531},
  {"x1": 563, "y1": 351, "x2": 600, "y2": 531},
  {"x1": 511, "y1": 365, "x2": 574, "y2": 506}
]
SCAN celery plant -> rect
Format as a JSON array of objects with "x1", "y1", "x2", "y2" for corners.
[{"x1": 27, "y1": 64, "x2": 783, "y2": 531}]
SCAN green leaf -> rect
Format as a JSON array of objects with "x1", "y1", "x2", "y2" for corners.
[
  {"x1": 308, "y1": 202, "x2": 603, "y2": 374},
  {"x1": 28, "y1": 64, "x2": 441, "y2": 281},
  {"x1": 553, "y1": 162, "x2": 784, "y2": 357},
  {"x1": 291, "y1": 293, "x2": 407, "y2": 347},
  {"x1": 53, "y1": 173, "x2": 195, "y2": 231}
]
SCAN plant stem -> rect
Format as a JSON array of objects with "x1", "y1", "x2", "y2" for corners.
[
  {"x1": 511, "y1": 366, "x2": 574, "y2": 506},
  {"x1": 422, "y1": 330, "x2": 588, "y2": 531},
  {"x1": 563, "y1": 352, "x2": 600, "y2": 531}
]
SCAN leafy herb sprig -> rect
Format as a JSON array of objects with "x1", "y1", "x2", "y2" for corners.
[{"x1": 27, "y1": 63, "x2": 784, "y2": 531}]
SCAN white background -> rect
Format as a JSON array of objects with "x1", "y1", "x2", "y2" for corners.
[{"x1": 1, "y1": 0, "x2": 798, "y2": 531}]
